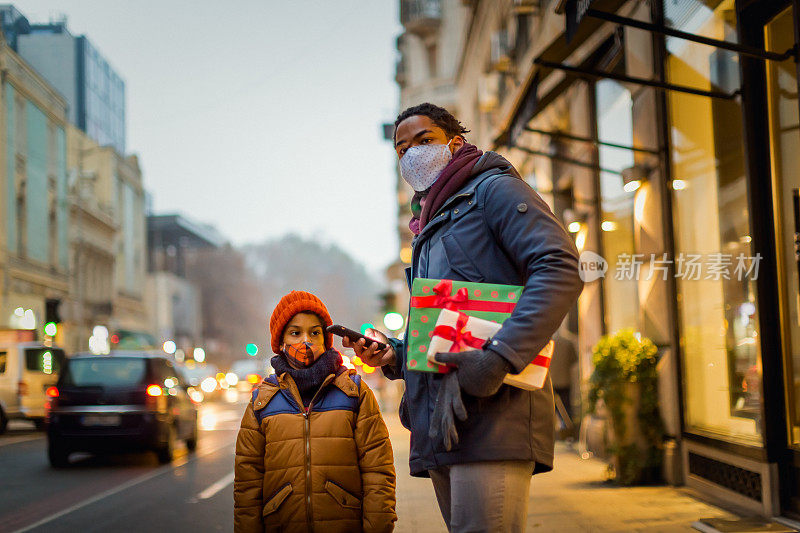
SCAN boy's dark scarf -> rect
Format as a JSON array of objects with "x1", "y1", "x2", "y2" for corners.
[
  {"x1": 409, "y1": 142, "x2": 483, "y2": 235},
  {"x1": 271, "y1": 348, "x2": 342, "y2": 405}
]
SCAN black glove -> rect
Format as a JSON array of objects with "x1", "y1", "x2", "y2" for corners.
[
  {"x1": 429, "y1": 371, "x2": 467, "y2": 452},
  {"x1": 434, "y1": 349, "x2": 511, "y2": 398}
]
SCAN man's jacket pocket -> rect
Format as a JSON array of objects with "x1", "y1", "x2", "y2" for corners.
[{"x1": 442, "y1": 232, "x2": 486, "y2": 282}]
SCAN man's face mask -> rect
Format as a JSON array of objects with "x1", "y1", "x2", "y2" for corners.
[
  {"x1": 399, "y1": 139, "x2": 453, "y2": 192},
  {"x1": 283, "y1": 341, "x2": 325, "y2": 368}
]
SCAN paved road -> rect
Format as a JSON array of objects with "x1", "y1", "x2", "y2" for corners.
[
  {"x1": 0, "y1": 392, "x2": 245, "y2": 533},
  {"x1": 1, "y1": 390, "x2": 743, "y2": 533}
]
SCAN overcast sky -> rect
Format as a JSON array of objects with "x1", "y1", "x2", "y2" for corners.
[{"x1": 12, "y1": 0, "x2": 403, "y2": 274}]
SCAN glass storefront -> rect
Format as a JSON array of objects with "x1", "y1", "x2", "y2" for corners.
[
  {"x1": 596, "y1": 79, "x2": 637, "y2": 334},
  {"x1": 666, "y1": 0, "x2": 763, "y2": 445},
  {"x1": 765, "y1": 7, "x2": 800, "y2": 446}
]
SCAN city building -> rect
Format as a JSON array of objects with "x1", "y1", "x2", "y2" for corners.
[
  {"x1": 0, "y1": 5, "x2": 126, "y2": 154},
  {"x1": 146, "y1": 214, "x2": 224, "y2": 361},
  {"x1": 0, "y1": 22, "x2": 70, "y2": 344},
  {"x1": 64, "y1": 124, "x2": 150, "y2": 353},
  {"x1": 0, "y1": 6, "x2": 146, "y2": 354},
  {"x1": 439, "y1": 0, "x2": 800, "y2": 520},
  {"x1": 387, "y1": 0, "x2": 470, "y2": 315},
  {"x1": 64, "y1": 125, "x2": 117, "y2": 354}
]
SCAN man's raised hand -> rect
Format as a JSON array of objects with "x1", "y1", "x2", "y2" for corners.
[{"x1": 342, "y1": 328, "x2": 396, "y2": 368}]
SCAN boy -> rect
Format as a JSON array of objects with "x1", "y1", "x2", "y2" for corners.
[{"x1": 234, "y1": 290, "x2": 396, "y2": 532}]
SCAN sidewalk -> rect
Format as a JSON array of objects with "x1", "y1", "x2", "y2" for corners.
[{"x1": 385, "y1": 413, "x2": 737, "y2": 532}]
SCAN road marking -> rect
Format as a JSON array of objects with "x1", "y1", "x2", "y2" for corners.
[
  {"x1": 12, "y1": 440, "x2": 234, "y2": 533},
  {"x1": 0, "y1": 434, "x2": 43, "y2": 447},
  {"x1": 189, "y1": 471, "x2": 235, "y2": 503}
]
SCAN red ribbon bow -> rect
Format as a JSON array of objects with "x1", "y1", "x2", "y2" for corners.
[
  {"x1": 433, "y1": 280, "x2": 469, "y2": 311},
  {"x1": 433, "y1": 312, "x2": 486, "y2": 352}
]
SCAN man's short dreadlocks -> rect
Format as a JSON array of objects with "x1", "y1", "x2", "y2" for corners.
[{"x1": 394, "y1": 103, "x2": 470, "y2": 142}]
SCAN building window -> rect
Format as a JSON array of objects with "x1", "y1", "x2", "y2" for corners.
[
  {"x1": 426, "y1": 42, "x2": 437, "y2": 78},
  {"x1": 666, "y1": 0, "x2": 762, "y2": 445},
  {"x1": 596, "y1": 79, "x2": 637, "y2": 334},
  {"x1": 16, "y1": 180, "x2": 26, "y2": 258},
  {"x1": 48, "y1": 177, "x2": 57, "y2": 267}
]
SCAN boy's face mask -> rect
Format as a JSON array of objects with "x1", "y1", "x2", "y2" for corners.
[{"x1": 283, "y1": 341, "x2": 325, "y2": 368}]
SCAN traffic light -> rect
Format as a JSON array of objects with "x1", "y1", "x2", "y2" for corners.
[
  {"x1": 45, "y1": 299, "x2": 62, "y2": 325},
  {"x1": 44, "y1": 322, "x2": 58, "y2": 337},
  {"x1": 246, "y1": 343, "x2": 259, "y2": 356},
  {"x1": 359, "y1": 323, "x2": 375, "y2": 335}
]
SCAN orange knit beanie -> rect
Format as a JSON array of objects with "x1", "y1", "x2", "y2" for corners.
[{"x1": 269, "y1": 291, "x2": 333, "y2": 354}]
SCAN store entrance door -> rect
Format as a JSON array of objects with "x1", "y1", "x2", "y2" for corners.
[{"x1": 764, "y1": 4, "x2": 800, "y2": 517}]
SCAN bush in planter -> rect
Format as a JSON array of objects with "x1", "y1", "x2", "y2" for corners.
[{"x1": 588, "y1": 328, "x2": 664, "y2": 485}]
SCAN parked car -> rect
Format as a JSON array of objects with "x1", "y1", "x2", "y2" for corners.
[
  {"x1": 46, "y1": 351, "x2": 199, "y2": 467},
  {"x1": 0, "y1": 329, "x2": 65, "y2": 433}
]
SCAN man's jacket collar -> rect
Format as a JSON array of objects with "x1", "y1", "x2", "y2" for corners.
[{"x1": 413, "y1": 161, "x2": 507, "y2": 243}]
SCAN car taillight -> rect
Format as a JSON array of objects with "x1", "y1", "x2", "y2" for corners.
[
  {"x1": 17, "y1": 381, "x2": 28, "y2": 396},
  {"x1": 145, "y1": 384, "x2": 163, "y2": 411},
  {"x1": 46, "y1": 386, "x2": 59, "y2": 398}
]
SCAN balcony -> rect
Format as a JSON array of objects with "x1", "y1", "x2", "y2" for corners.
[{"x1": 400, "y1": 0, "x2": 441, "y2": 37}]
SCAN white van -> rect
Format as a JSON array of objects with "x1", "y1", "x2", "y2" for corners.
[{"x1": 0, "y1": 330, "x2": 66, "y2": 433}]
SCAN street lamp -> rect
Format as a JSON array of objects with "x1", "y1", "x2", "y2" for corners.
[{"x1": 621, "y1": 164, "x2": 651, "y2": 193}]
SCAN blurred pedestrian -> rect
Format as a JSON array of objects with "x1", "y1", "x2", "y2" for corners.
[
  {"x1": 550, "y1": 321, "x2": 578, "y2": 439},
  {"x1": 346, "y1": 103, "x2": 582, "y2": 533},
  {"x1": 234, "y1": 291, "x2": 396, "y2": 532}
]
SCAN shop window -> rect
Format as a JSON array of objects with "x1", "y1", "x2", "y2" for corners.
[
  {"x1": 596, "y1": 79, "x2": 637, "y2": 334},
  {"x1": 765, "y1": 7, "x2": 800, "y2": 445},
  {"x1": 666, "y1": 0, "x2": 763, "y2": 445}
]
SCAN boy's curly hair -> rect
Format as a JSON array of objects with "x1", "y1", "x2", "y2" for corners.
[{"x1": 393, "y1": 103, "x2": 470, "y2": 142}]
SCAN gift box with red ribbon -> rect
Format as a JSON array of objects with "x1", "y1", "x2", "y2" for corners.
[
  {"x1": 426, "y1": 308, "x2": 502, "y2": 363},
  {"x1": 407, "y1": 278, "x2": 520, "y2": 373},
  {"x1": 406, "y1": 278, "x2": 553, "y2": 390}
]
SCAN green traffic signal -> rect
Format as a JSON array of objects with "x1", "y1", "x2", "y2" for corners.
[
  {"x1": 246, "y1": 343, "x2": 259, "y2": 356},
  {"x1": 360, "y1": 323, "x2": 375, "y2": 335},
  {"x1": 44, "y1": 322, "x2": 58, "y2": 337}
]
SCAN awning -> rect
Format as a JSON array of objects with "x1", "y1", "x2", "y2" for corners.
[
  {"x1": 493, "y1": 0, "x2": 628, "y2": 149},
  {"x1": 564, "y1": 1, "x2": 798, "y2": 61},
  {"x1": 496, "y1": 0, "x2": 798, "y2": 152},
  {"x1": 496, "y1": 26, "x2": 623, "y2": 148}
]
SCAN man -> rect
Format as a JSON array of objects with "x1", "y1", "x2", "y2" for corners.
[
  {"x1": 345, "y1": 103, "x2": 582, "y2": 532},
  {"x1": 550, "y1": 320, "x2": 579, "y2": 439}
]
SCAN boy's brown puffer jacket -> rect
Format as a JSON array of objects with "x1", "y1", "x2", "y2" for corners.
[{"x1": 234, "y1": 368, "x2": 396, "y2": 532}]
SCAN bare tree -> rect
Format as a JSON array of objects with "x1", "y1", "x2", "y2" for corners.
[
  {"x1": 186, "y1": 244, "x2": 267, "y2": 366},
  {"x1": 242, "y1": 234, "x2": 380, "y2": 348}
]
